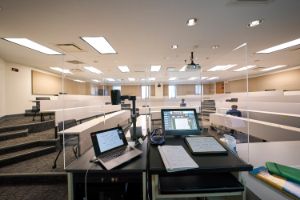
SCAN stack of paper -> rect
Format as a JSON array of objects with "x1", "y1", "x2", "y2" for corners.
[{"x1": 158, "y1": 145, "x2": 198, "y2": 172}]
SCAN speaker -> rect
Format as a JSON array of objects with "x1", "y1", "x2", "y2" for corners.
[{"x1": 111, "y1": 90, "x2": 121, "y2": 105}]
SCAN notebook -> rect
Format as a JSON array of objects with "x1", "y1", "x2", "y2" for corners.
[{"x1": 90, "y1": 127, "x2": 142, "y2": 170}]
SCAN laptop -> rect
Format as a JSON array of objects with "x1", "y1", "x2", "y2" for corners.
[{"x1": 90, "y1": 127, "x2": 142, "y2": 170}]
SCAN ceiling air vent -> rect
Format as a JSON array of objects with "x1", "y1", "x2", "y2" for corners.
[
  {"x1": 66, "y1": 60, "x2": 85, "y2": 65},
  {"x1": 56, "y1": 43, "x2": 83, "y2": 53},
  {"x1": 70, "y1": 69, "x2": 83, "y2": 73}
]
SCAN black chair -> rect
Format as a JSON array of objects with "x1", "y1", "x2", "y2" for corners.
[
  {"x1": 52, "y1": 119, "x2": 78, "y2": 169},
  {"x1": 32, "y1": 102, "x2": 40, "y2": 121}
]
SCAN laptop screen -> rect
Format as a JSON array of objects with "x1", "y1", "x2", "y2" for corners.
[
  {"x1": 161, "y1": 109, "x2": 201, "y2": 136},
  {"x1": 91, "y1": 127, "x2": 127, "y2": 155}
]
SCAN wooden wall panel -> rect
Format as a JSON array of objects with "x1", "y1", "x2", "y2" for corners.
[{"x1": 177, "y1": 84, "x2": 195, "y2": 96}]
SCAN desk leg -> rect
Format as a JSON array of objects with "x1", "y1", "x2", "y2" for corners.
[
  {"x1": 151, "y1": 175, "x2": 158, "y2": 200},
  {"x1": 67, "y1": 173, "x2": 74, "y2": 200},
  {"x1": 143, "y1": 172, "x2": 146, "y2": 200}
]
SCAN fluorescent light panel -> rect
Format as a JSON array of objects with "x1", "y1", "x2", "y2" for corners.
[
  {"x1": 261, "y1": 65, "x2": 287, "y2": 72},
  {"x1": 4, "y1": 38, "x2": 61, "y2": 55},
  {"x1": 92, "y1": 79, "x2": 100, "y2": 83},
  {"x1": 207, "y1": 77, "x2": 219, "y2": 80},
  {"x1": 201, "y1": 77, "x2": 208, "y2": 80},
  {"x1": 84, "y1": 66, "x2": 102, "y2": 74},
  {"x1": 50, "y1": 67, "x2": 72, "y2": 74},
  {"x1": 233, "y1": 43, "x2": 247, "y2": 51},
  {"x1": 106, "y1": 78, "x2": 115, "y2": 82},
  {"x1": 208, "y1": 64, "x2": 237, "y2": 71},
  {"x1": 128, "y1": 78, "x2": 135, "y2": 81},
  {"x1": 188, "y1": 77, "x2": 198, "y2": 80},
  {"x1": 148, "y1": 77, "x2": 155, "y2": 81},
  {"x1": 73, "y1": 79, "x2": 85, "y2": 83},
  {"x1": 179, "y1": 65, "x2": 187, "y2": 72},
  {"x1": 257, "y1": 38, "x2": 300, "y2": 53},
  {"x1": 81, "y1": 36, "x2": 116, "y2": 54},
  {"x1": 169, "y1": 77, "x2": 176, "y2": 81},
  {"x1": 118, "y1": 65, "x2": 130, "y2": 73},
  {"x1": 150, "y1": 65, "x2": 161, "y2": 72},
  {"x1": 234, "y1": 65, "x2": 256, "y2": 72}
]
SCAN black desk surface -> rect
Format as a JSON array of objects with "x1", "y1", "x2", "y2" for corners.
[
  {"x1": 149, "y1": 137, "x2": 253, "y2": 175},
  {"x1": 66, "y1": 139, "x2": 148, "y2": 174}
]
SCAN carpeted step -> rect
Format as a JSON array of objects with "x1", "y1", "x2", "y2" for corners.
[
  {"x1": 0, "y1": 129, "x2": 28, "y2": 141},
  {"x1": 0, "y1": 146, "x2": 57, "y2": 167},
  {"x1": 0, "y1": 172, "x2": 67, "y2": 184},
  {"x1": 0, "y1": 139, "x2": 58, "y2": 155}
]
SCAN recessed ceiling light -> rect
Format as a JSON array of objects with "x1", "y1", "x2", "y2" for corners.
[
  {"x1": 4, "y1": 38, "x2": 61, "y2": 55},
  {"x1": 261, "y1": 65, "x2": 287, "y2": 72},
  {"x1": 207, "y1": 77, "x2": 219, "y2": 80},
  {"x1": 208, "y1": 64, "x2": 237, "y2": 71},
  {"x1": 257, "y1": 38, "x2": 300, "y2": 53},
  {"x1": 186, "y1": 18, "x2": 197, "y2": 26},
  {"x1": 212, "y1": 45, "x2": 220, "y2": 49},
  {"x1": 81, "y1": 36, "x2": 116, "y2": 54},
  {"x1": 150, "y1": 65, "x2": 161, "y2": 72},
  {"x1": 201, "y1": 77, "x2": 208, "y2": 80},
  {"x1": 148, "y1": 77, "x2": 155, "y2": 81},
  {"x1": 248, "y1": 19, "x2": 263, "y2": 28},
  {"x1": 128, "y1": 78, "x2": 135, "y2": 82},
  {"x1": 92, "y1": 79, "x2": 100, "y2": 83},
  {"x1": 234, "y1": 65, "x2": 256, "y2": 72},
  {"x1": 50, "y1": 67, "x2": 72, "y2": 74},
  {"x1": 84, "y1": 66, "x2": 102, "y2": 74},
  {"x1": 106, "y1": 78, "x2": 115, "y2": 82},
  {"x1": 73, "y1": 79, "x2": 85, "y2": 83},
  {"x1": 118, "y1": 65, "x2": 130, "y2": 73},
  {"x1": 171, "y1": 45, "x2": 178, "y2": 49},
  {"x1": 141, "y1": 78, "x2": 146, "y2": 81},
  {"x1": 169, "y1": 77, "x2": 176, "y2": 81},
  {"x1": 188, "y1": 77, "x2": 198, "y2": 80}
]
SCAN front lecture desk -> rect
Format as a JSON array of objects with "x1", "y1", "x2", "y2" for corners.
[
  {"x1": 65, "y1": 140, "x2": 147, "y2": 200},
  {"x1": 148, "y1": 137, "x2": 253, "y2": 200}
]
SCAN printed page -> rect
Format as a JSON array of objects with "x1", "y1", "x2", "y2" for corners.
[{"x1": 158, "y1": 145, "x2": 198, "y2": 172}]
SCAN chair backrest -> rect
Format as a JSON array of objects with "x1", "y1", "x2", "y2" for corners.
[{"x1": 57, "y1": 119, "x2": 77, "y2": 131}]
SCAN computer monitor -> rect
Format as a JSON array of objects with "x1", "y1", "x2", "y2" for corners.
[{"x1": 161, "y1": 108, "x2": 201, "y2": 136}]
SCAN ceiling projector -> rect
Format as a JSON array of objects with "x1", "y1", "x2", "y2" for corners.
[{"x1": 185, "y1": 52, "x2": 201, "y2": 71}]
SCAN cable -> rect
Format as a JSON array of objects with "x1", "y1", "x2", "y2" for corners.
[{"x1": 84, "y1": 163, "x2": 94, "y2": 200}]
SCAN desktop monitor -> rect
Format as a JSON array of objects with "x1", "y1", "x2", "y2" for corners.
[{"x1": 161, "y1": 108, "x2": 201, "y2": 136}]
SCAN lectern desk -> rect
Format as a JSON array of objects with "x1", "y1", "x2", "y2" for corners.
[
  {"x1": 148, "y1": 137, "x2": 253, "y2": 200},
  {"x1": 65, "y1": 139, "x2": 147, "y2": 200}
]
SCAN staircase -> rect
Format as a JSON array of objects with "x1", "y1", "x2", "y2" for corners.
[{"x1": 0, "y1": 116, "x2": 58, "y2": 168}]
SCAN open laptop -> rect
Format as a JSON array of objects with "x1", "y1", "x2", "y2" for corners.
[
  {"x1": 90, "y1": 127, "x2": 142, "y2": 170},
  {"x1": 161, "y1": 108, "x2": 201, "y2": 136}
]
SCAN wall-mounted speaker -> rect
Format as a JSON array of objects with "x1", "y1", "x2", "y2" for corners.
[{"x1": 111, "y1": 90, "x2": 121, "y2": 105}]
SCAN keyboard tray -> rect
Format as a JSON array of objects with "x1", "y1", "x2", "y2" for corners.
[{"x1": 159, "y1": 172, "x2": 244, "y2": 194}]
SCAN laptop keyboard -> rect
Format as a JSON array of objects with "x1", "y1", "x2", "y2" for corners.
[{"x1": 100, "y1": 147, "x2": 132, "y2": 163}]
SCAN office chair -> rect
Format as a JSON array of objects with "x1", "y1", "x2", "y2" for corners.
[
  {"x1": 31, "y1": 102, "x2": 40, "y2": 121},
  {"x1": 52, "y1": 119, "x2": 78, "y2": 169}
]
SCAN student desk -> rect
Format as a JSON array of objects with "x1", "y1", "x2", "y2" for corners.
[
  {"x1": 148, "y1": 137, "x2": 253, "y2": 200},
  {"x1": 65, "y1": 140, "x2": 148, "y2": 200},
  {"x1": 237, "y1": 141, "x2": 300, "y2": 200}
]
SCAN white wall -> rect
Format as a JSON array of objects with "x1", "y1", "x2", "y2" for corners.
[
  {"x1": 5, "y1": 63, "x2": 33, "y2": 115},
  {"x1": 0, "y1": 58, "x2": 6, "y2": 117}
]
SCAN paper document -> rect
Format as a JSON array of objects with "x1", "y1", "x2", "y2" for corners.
[
  {"x1": 185, "y1": 137, "x2": 227, "y2": 153},
  {"x1": 158, "y1": 145, "x2": 198, "y2": 172}
]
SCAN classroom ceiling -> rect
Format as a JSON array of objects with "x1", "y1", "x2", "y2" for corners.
[{"x1": 0, "y1": 0, "x2": 300, "y2": 85}]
